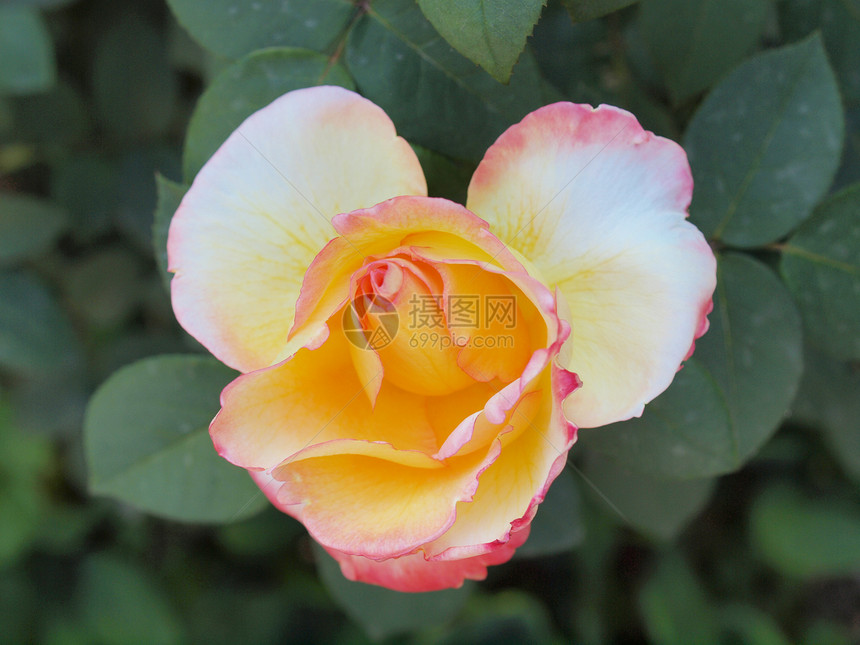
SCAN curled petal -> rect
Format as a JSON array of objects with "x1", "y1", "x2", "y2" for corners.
[{"x1": 289, "y1": 196, "x2": 527, "y2": 347}]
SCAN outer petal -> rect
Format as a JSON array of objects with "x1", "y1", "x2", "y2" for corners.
[
  {"x1": 466, "y1": 103, "x2": 716, "y2": 428},
  {"x1": 258, "y1": 455, "x2": 529, "y2": 592},
  {"x1": 324, "y1": 523, "x2": 531, "y2": 593},
  {"x1": 169, "y1": 86, "x2": 427, "y2": 372},
  {"x1": 271, "y1": 440, "x2": 501, "y2": 560},
  {"x1": 425, "y1": 354, "x2": 580, "y2": 558}
]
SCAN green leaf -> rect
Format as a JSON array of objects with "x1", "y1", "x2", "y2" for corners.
[
  {"x1": 562, "y1": 0, "x2": 638, "y2": 22},
  {"x1": 153, "y1": 174, "x2": 188, "y2": 290},
  {"x1": 116, "y1": 147, "x2": 182, "y2": 252},
  {"x1": 638, "y1": 553, "x2": 720, "y2": 645},
  {"x1": 622, "y1": 18, "x2": 663, "y2": 90},
  {"x1": 516, "y1": 468, "x2": 585, "y2": 557},
  {"x1": 416, "y1": 0, "x2": 544, "y2": 83},
  {"x1": 531, "y1": 2, "x2": 609, "y2": 98},
  {"x1": 580, "y1": 254, "x2": 803, "y2": 478},
  {"x1": 694, "y1": 254, "x2": 804, "y2": 465},
  {"x1": 92, "y1": 16, "x2": 178, "y2": 141},
  {"x1": 183, "y1": 47, "x2": 355, "y2": 181},
  {"x1": 578, "y1": 452, "x2": 715, "y2": 541},
  {"x1": 684, "y1": 35, "x2": 844, "y2": 247},
  {"x1": 0, "y1": 270, "x2": 80, "y2": 374},
  {"x1": 750, "y1": 485, "x2": 860, "y2": 578},
  {"x1": 0, "y1": 6, "x2": 55, "y2": 95},
  {"x1": 0, "y1": 192, "x2": 67, "y2": 266},
  {"x1": 779, "y1": 0, "x2": 860, "y2": 105},
  {"x1": 639, "y1": 0, "x2": 768, "y2": 103},
  {"x1": 346, "y1": 0, "x2": 550, "y2": 161},
  {"x1": 412, "y1": 144, "x2": 475, "y2": 204},
  {"x1": 78, "y1": 554, "x2": 184, "y2": 645},
  {"x1": 313, "y1": 542, "x2": 473, "y2": 640},
  {"x1": 85, "y1": 355, "x2": 267, "y2": 523},
  {"x1": 780, "y1": 183, "x2": 860, "y2": 360},
  {"x1": 791, "y1": 346, "x2": 860, "y2": 482},
  {"x1": 165, "y1": 0, "x2": 355, "y2": 60},
  {"x1": 578, "y1": 359, "x2": 734, "y2": 478}
]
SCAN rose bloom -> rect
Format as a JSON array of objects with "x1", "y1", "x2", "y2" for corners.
[{"x1": 168, "y1": 86, "x2": 716, "y2": 592}]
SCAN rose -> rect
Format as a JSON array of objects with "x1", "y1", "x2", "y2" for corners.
[{"x1": 167, "y1": 86, "x2": 716, "y2": 592}]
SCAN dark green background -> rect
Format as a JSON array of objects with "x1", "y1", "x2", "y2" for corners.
[{"x1": 1, "y1": 0, "x2": 858, "y2": 642}]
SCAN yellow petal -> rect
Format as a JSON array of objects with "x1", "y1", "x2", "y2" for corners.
[
  {"x1": 426, "y1": 367, "x2": 578, "y2": 558},
  {"x1": 210, "y1": 327, "x2": 438, "y2": 471},
  {"x1": 271, "y1": 440, "x2": 501, "y2": 560}
]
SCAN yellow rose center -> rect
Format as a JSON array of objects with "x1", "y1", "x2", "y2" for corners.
[
  {"x1": 348, "y1": 255, "x2": 476, "y2": 396},
  {"x1": 340, "y1": 248, "x2": 541, "y2": 402}
]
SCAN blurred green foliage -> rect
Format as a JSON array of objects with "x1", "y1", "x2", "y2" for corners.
[{"x1": 1, "y1": 0, "x2": 858, "y2": 643}]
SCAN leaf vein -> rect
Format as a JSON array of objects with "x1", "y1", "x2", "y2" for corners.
[{"x1": 712, "y1": 51, "x2": 816, "y2": 239}]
